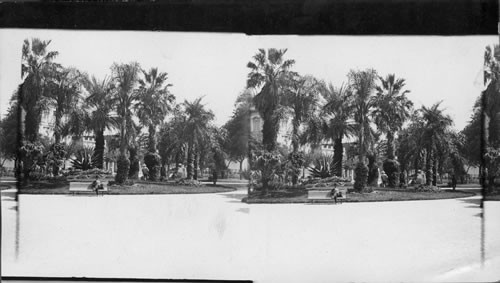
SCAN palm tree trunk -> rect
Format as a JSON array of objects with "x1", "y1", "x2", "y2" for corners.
[
  {"x1": 94, "y1": 129, "x2": 105, "y2": 169},
  {"x1": 54, "y1": 112, "x2": 62, "y2": 144},
  {"x1": 148, "y1": 124, "x2": 156, "y2": 152},
  {"x1": 359, "y1": 118, "x2": 365, "y2": 163},
  {"x1": 386, "y1": 131, "x2": 395, "y2": 160},
  {"x1": 130, "y1": 147, "x2": 140, "y2": 179},
  {"x1": 367, "y1": 153, "x2": 379, "y2": 186},
  {"x1": 333, "y1": 137, "x2": 344, "y2": 177},
  {"x1": 193, "y1": 150, "x2": 199, "y2": 180},
  {"x1": 239, "y1": 159, "x2": 243, "y2": 180},
  {"x1": 262, "y1": 111, "x2": 278, "y2": 151},
  {"x1": 432, "y1": 157, "x2": 438, "y2": 186},
  {"x1": 425, "y1": 149, "x2": 432, "y2": 186},
  {"x1": 187, "y1": 143, "x2": 193, "y2": 180},
  {"x1": 292, "y1": 118, "x2": 300, "y2": 153},
  {"x1": 120, "y1": 118, "x2": 127, "y2": 155}
]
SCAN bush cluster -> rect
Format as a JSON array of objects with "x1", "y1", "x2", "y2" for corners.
[
  {"x1": 383, "y1": 159, "x2": 400, "y2": 187},
  {"x1": 354, "y1": 162, "x2": 369, "y2": 192},
  {"x1": 115, "y1": 154, "x2": 130, "y2": 184},
  {"x1": 176, "y1": 178, "x2": 202, "y2": 187},
  {"x1": 144, "y1": 152, "x2": 161, "y2": 181}
]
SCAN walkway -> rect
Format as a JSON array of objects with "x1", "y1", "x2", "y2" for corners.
[{"x1": 2, "y1": 182, "x2": 500, "y2": 282}]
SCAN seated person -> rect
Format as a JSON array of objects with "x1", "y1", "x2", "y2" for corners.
[
  {"x1": 330, "y1": 186, "x2": 342, "y2": 203},
  {"x1": 92, "y1": 175, "x2": 104, "y2": 195}
]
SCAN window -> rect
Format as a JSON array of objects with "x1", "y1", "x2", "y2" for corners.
[{"x1": 252, "y1": 117, "x2": 261, "y2": 132}]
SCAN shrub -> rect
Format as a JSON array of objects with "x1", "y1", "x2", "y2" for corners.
[
  {"x1": 176, "y1": 178, "x2": 202, "y2": 187},
  {"x1": 115, "y1": 154, "x2": 130, "y2": 184},
  {"x1": 287, "y1": 152, "x2": 305, "y2": 184},
  {"x1": 108, "y1": 179, "x2": 134, "y2": 186},
  {"x1": 71, "y1": 148, "x2": 98, "y2": 171},
  {"x1": 354, "y1": 162, "x2": 369, "y2": 192},
  {"x1": 308, "y1": 154, "x2": 334, "y2": 178},
  {"x1": 144, "y1": 152, "x2": 161, "y2": 181},
  {"x1": 383, "y1": 159, "x2": 400, "y2": 187},
  {"x1": 251, "y1": 150, "x2": 282, "y2": 191},
  {"x1": 240, "y1": 169, "x2": 251, "y2": 180},
  {"x1": 367, "y1": 155, "x2": 379, "y2": 186}
]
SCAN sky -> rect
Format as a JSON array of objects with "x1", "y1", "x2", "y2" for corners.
[{"x1": 0, "y1": 29, "x2": 496, "y2": 130}]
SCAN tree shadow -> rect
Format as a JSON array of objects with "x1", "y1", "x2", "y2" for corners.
[
  {"x1": 457, "y1": 197, "x2": 481, "y2": 206},
  {"x1": 236, "y1": 207, "x2": 250, "y2": 214},
  {"x1": 456, "y1": 197, "x2": 482, "y2": 218},
  {"x1": 220, "y1": 193, "x2": 246, "y2": 204}
]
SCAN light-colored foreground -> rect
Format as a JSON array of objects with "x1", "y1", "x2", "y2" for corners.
[{"x1": 2, "y1": 185, "x2": 500, "y2": 282}]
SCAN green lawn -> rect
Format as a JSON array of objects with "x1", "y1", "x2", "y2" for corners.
[
  {"x1": 244, "y1": 189, "x2": 475, "y2": 204},
  {"x1": 18, "y1": 181, "x2": 236, "y2": 195}
]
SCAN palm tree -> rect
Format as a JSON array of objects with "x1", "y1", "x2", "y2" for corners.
[
  {"x1": 47, "y1": 67, "x2": 83, "y2": 143},
  {"x1": 182, "y1": 97, "x2": 215, "y2": 180},
  {"x1": 348, "y1": 68, "x2": 378, "y2": 192},
  {"x1": 247, "y1": 48, "x2": 295, "y2": 151},
  {"x1": 136, "y1": 68, "x2": 175, "y2": 152},
  {"x1": 158, "y1": 112, "x2": 187, "y2": 179},
  {"x1": 111, "y1": 62, "x2": 141, "y2": 184},
  {"x1": 372, "y1": 74, "x2": 413, "y2": 187},
  {"x1": 44, "y1": 67, "x2": 84, "y2": 175},
  {"x1": 396, "y1": 115, "x2": 425, "y2": 186},
  {"x1": 283, "y1": 74, "x2": 320, "y2": 184},
  {"x1": 285, "y1": 75, "x2": 319, "y2": 152},
  {"x1": 83, "y1": 75, "x2": 117, "y2": 169},
  {"x1": 136, "y1": 68, "x2": 175, "y2": 180},
  {"x1": 20, "y1": 38, "x2": 60, "y2": 142},
  {"x1": 321, "y1": 82, "x2": 356, "y2": 177},
  {"x1": 420, "y1": 102, "x2": 453, "y2": 186}
]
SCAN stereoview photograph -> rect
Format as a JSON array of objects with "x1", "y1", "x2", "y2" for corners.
[{"x1": 1, "y1": 29, "x2": 499, "y2": 282}]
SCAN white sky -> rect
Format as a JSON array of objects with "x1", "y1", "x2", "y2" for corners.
[{"x1": 0, "y1": 29, "x2": 496, "y2": 130}]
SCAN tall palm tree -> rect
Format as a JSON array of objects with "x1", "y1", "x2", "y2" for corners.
[
  {"x1": 284, "y1": 74, "x2": 320, "y2": 184},
  {"x1": 48, "y1": 67, "x2": 84, "y2": 145},
  {"x1": 247, "y1": 48, "x2": 295, "y2": 151},
  {"x1": 372, "y1": 74, "x2": 413, "y2": 187},
  {"x1": 111, "y1": 62, "x2": 141, "y2": 183},
  {"x1": 136, "y1": 68, "x2": 175, "y2": 180},
  {"x1": 348, "y1": 68, "x2": 378, "y2": 191},
  {"x1": 43, "y1": 66, "x2": 84, "y2": 176},
  {"x1": 373, "y1": 74, "x2": 413, "y2": 159},
  {"x1": 20, "y1": 38, "x2": 60, "y2": 142},
  {"x1": 420, "y1": 102, "x2": 453, "y2": 186},
  {"x1": 158, "y1": 112, "x2": 187, "y2": 179},
  {"x1": 285, "y1": 75, "x2": 319, "y2": 153},
  {"x1": 349, "y1": 69, "x2": 378, "y2": 162},
  {"x1": 321, "y1": 82, "x2": 356, "y2": 177},
  {"x1": 136, "y1": 68, "x2": 175, "y2": 152},
  {"x1": 182, "y1": 97, "x2": 215, "y2": 180},
  {"x1": 83, "y1": 75, "x2": 117, "y2": 169}
]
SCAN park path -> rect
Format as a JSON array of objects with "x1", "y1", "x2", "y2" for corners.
[{"x1": 2, "y1": 181, "x2": 500, "y2": 282}]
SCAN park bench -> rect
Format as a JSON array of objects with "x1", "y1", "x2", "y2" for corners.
[
  {"x1": 307, "y1": 186, "x2": 348, "y2": 204},
  {"x1": 69, "y1": 181, "x2": 108, "y2": 196}
]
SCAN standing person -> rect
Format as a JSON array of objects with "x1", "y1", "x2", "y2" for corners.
[
  {"x1": 451, "y1": 173, "x2": 457, "y2": 191},
  {"x1": 381, "y1": 171, "x2": 388, "y2": 187},
  {"x1": 212, "y1": 170, "x2": 218, "y2": 186},
  {"x1": 142, "y1": 164, "x2": 149, "y2": 180}
]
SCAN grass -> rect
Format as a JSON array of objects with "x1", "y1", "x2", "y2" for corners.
[
  {"x1": 484, "y1": 189, "x2": 500, "y2": 201},
  {"x1": 0, "y1": 184, "x2": 12, "y2": 190},
  {"x1": 244, "y1": 189, "x2": 475, "y2": 204},
  {"x1": 18, "y1": 180, "x2": 236, "y2": 195},
  {"x1": 484, "y1": 194, "x2": 500, "y2": 201}
]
